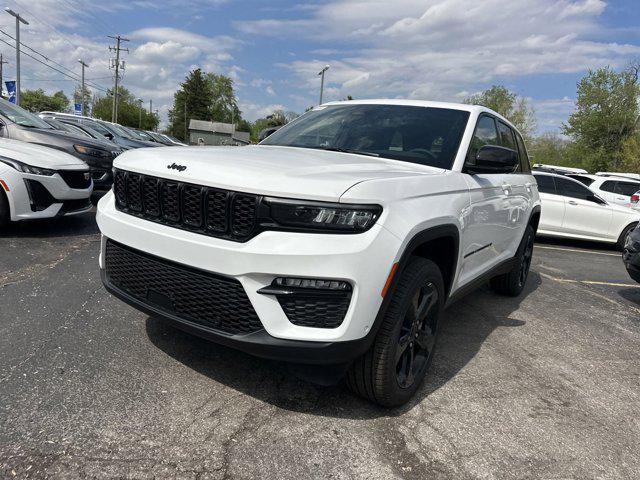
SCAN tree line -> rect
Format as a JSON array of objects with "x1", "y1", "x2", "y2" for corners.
[{"x1": 469, "y1": 64, "x2": 640, "y2": 174}]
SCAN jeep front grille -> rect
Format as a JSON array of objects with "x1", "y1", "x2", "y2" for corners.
[
  {"x1": 113, "y1": 169, "x2": 259, "y2": 242},
  {"x1": 104, "y1": 240, "x2": 263, "y2": 335}
]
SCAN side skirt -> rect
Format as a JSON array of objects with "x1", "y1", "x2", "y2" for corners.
[{"x1": 444, "y1": 257, "x2": 518, "y2": 308}]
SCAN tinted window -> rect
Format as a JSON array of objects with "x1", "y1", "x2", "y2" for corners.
[
  {"x1": 514, "y1": 132, "x2": 531, "y2": 174},
  {"x1": 600, "y1": 180, "x2": 617, "y2": 193},
  {"x1": 569, "y1": 175, "x2": 595, "y2": 186},
  {"x1": 467, "y1": 115, "x2": 498, "y2": 165},
  {"x1": 556, "y1": 177, "x2": 594, "y2": 200},
  {"x1": 615, "y1": 182, "x2": 640, "y2": 197},
  {"x1": 533, "y1": 174, "x2": 556, "y2": 194},
  {"x1": 262, "y1": 104, "x2": 470, "y2": 169},
  {"x1": 497, "y1": 121, "x2": 517, "y2": 150}
]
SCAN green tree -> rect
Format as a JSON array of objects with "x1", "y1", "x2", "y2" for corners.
[
  {"x1": 206, "y1": 73, "x2": 240, "y2": 123},
  {"x1": 528, "y1": 133, "x2": 571, "y2": 166},
  {"x1": 563, "y1": 66, "x2": 640, "y2": 172},
  {"x1": 21, "y1": 89, "x2": 69, "y2": 113},
  {"x1": 465, "y1": 85, "x2": 537, "y2": 139},
  {"x1": 167, "y1": 69, "x2": 214, "y2": 141},
  {"x1": 92, "y1": 87, "x2": 159, "y2": 131}
]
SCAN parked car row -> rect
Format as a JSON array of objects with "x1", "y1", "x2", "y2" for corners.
[
  {"x1": 0, "y1": 98, "x2": 182, "y2": 227},
  {"x1": 533, "y1": 171, "x2": 639, "y2": 249}
]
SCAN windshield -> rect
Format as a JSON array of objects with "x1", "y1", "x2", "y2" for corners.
[
  {"x1": 81, "y1": 119, "x2": 111, "y2": 137},
  {"x1": 0, "y1": 98, "x2": 54, "y2": 129},
  {"x1": 262, "y1": 104, "x2": 470, "y2": 169}
]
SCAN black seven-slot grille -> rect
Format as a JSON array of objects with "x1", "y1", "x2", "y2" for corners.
[
  {"x1": 113, "y1": 169, "x2": 259, "y2": 241},
  {"x1": 104, "y1": 240, "x2": 263, "y2": 335}
]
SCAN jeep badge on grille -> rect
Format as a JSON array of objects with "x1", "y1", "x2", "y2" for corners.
[{"x1": 167, "y1": 163, "x2": 187, "y2": 172}]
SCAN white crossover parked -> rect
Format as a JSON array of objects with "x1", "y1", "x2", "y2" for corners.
[
  {"x1": 567, "y1": 173, "x2": 640, "y2": 210},
  {"x1": 0, "y1": 138, "x2": 93, "y2": 226},
  {"x1": 533, "y1": 171, "x2": 639, "y2": 248},
  {"x1": 97, "y1": 100, "x2": 541, "y2": 406}
]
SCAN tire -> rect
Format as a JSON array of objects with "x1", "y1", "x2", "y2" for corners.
[
  {"x1": 346, "y1": 257, "x2": 444, "y2": 407},
  {"x1": 490, "y1": 224, "x2": 535, "y2": 297},
  {"x1": 0, "y1": 189, "x2": 9, "y2": 229},
  {"x1": 617, "y1": 223, "x2": 637, "y2": 251}
]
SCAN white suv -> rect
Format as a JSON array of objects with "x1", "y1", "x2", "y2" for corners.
[
  {"x1": 568, "y1": 174, "x2": 640, "y2": 210},
  {"x1": 97, "y1": 100, "x2": 540, "y2": 406}
]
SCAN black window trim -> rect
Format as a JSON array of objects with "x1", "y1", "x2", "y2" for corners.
[
  {"x1": 533, "y1": 173, "x2": 558, "y2": 195},
  {"x1": 464, "y1": 113, "x2": 524, "y2": 175}
]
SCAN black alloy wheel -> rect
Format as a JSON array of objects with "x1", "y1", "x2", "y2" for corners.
[{"x1": 396, "y1": 282, "x2": 439, "y2": 389}]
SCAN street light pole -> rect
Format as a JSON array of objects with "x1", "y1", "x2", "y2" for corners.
[
  {"x1": 5, "y1": 8, "x2": 28, "y2": 106},
  {"x1": 78, "y1": 59, "x2": 88, "y2": 115},
  {"x1": 318, "y1": 65, "x2": 330, "y2": 105},
  {"x1": 138, "y1": 98, "x2": 143, "y2": 128}
]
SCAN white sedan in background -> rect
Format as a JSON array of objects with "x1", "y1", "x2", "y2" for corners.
[
  {"x1": 533, "y1": 171, "x2": 640, "y2": 249},
  {"x1": 0, "y1": 138, "x2": 93, "y2": 227}
]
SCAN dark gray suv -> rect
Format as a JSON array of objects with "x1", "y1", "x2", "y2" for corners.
[{"x1": 0, "y1": 99, "x2": 122, "y2": 191}]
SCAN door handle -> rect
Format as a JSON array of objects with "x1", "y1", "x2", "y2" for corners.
[
  {"x1": 617, "y1": 196, "x2": 626, "y2": 200},
  {"x1": 568, "y1": 200, "x2": 578, "y2": 205},
  {"x1": 502, "y1": 183, "x2": 512, "y2": 193}
]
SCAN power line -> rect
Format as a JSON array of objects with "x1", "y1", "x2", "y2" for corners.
[
  {"x1": 0, "y1": 28, "x2": 109, "y2": 93},
  {"x1": 0, "y1": 36, "x2": 107, "y2": 92}
]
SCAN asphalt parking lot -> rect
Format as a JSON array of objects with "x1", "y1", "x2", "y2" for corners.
[{"x1": 1, "y1": 213, "x2": 639, "y2": 479}]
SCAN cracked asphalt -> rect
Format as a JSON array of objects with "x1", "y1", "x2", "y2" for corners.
[{"x1": 1, "y1": 213, "x2": 639, "y2": 479}]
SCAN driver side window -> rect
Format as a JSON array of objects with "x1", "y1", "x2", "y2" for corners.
[{"x1": 467, "y1": 115, "x2": 498, "y2": 166}]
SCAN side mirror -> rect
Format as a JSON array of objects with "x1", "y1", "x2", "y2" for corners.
[
  {"x1": 105, "y1": 133, "x2": 114, "y2": 140},
  {"x1": 467, "y1": 145, "x2": 519, "y2": 174}
]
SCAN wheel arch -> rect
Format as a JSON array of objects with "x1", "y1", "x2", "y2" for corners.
[{"x1": 528, "y1": 205, "x2": 541, "y2": 233}]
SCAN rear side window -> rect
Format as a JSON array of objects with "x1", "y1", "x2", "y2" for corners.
[
  {"x1": 533, "y1": 174, "x2": 556, "y2": 194},
  {"x1": 514, "y1": 132, "x2": 531, "y2": 174},
  {"x1": 556, "y1": 177, "x2": 594, "y2": 200},
  {"x1": 467, "y1": 115, "x2": 498, "y2": 164},
  {"x1": 615, "y1": 182, "x2": 640, "y2": 197},
  {"x1": 600, "y1": 180, "x2": 617, "y2": 193}
]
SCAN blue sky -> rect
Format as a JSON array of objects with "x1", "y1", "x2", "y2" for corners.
[{"x1": 1, "y1": 0, "x2": 639, "y2": 132}]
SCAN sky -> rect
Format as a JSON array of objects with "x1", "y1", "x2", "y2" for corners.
[{"x1": 0, "y1": 0, "x2": 638, "y2": 133}]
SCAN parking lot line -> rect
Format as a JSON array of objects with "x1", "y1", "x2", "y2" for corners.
[
  {"x1": 535, "y1": 245, "x2": 621, "y2": 257},
  {"x1": 539, "y1": 272, "x2": 640, "y2": 288}
]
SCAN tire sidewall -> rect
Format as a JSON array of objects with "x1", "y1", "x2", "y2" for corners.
[{"x1": 376, "y1": 258, "x2": 445, "y2": 406}]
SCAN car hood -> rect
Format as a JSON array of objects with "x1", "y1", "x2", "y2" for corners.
[
  {"x1": 45, "y1": 129, "x2": 117, "y2": 151},
  {"x1": 0, "y1": 137, "x2": 86, "y2": 168},
  {"x1": 114, "y1": 145, "x2": 444, "y2": 201}
]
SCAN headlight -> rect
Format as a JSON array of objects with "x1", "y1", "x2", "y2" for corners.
[
  {"x1": 266, "y1": 198, "x2": 382, "y2": 232},
  {"x1": 0, "y1": 156, "x2": 56, "y2": 175},
  {"x1": 74, "y1": 144, "x2": 110, "y2": 158}
]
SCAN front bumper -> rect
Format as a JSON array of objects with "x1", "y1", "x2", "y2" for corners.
[
  {"x1": 97, "y1": 190, "x2": 401, "y2": 348},
  {"x1": 1, "y1": 167, "x2": 93, "y2": 221}
]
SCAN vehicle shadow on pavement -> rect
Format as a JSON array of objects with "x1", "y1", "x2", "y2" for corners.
[
  {"x1": 618, "y1": 287, "x2": 640, "y2": 307},
  {"x1": 0, "y1": 212, "x2": 98, "y2": 238},
  {"x1": 145, "y1": 271, "x2": 541, "y2": 418}
]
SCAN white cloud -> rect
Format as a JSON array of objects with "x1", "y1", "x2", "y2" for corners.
[
  {"x1": 239, "y1": 101, "x2": 286, "y2": 121},
  {"x1": 266, "y1": 85, "x2": 276, "y2": 96},
  {"x1": 236, "y1": 0, "x2": 640, "y2": 133}
]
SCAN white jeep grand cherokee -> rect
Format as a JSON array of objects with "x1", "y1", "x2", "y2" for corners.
[{"x1": 97, "y1": 100, "x2": 540, "y2": 406}]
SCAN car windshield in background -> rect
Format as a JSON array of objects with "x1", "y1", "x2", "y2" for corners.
[
  {"x1": 0, "y1": 98, "x2": 53, "y2": 129},
  {"x1": 262, "y1": 104, "x2": 470, "y2": 169}
]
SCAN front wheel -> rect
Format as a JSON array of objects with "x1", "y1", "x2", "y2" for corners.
[
  {"x1": 617, "y1": 223, "x2": 637, "y2": 251},
  {"x1": 490, "y1": 224, "x2": 535, "y2": 297},
  {"x1": 346, "y1": 257, "x2": 444, "y2": 407},
  {"x1": 0, "y1": 189, "x2": 9, "y2": 228}
]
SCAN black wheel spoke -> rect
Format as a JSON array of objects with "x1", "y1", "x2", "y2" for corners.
[{"x1": 415, "y1": 329, "x2": 434, "y2": 352}]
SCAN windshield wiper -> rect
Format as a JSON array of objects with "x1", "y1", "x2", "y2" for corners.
[{"x1": 313, "y1": 146, "x2": 379, "y2": 157}]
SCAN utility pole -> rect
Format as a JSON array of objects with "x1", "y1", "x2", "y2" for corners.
[
  {"x1": 5, "y1": 9, "x2": 28, "y2": 106},
  {"x1": 318, "y1": 64, "x2": 330, "y2": 105},
  {"x1": 149, "y1": 99, "x2": 152, "y2": 114},
  {"x1": 108, "y1": 35, "x2": 129, "y2": 123},
  {"x1": 0, "y1": 54, "x2": 8, "y2": 98},
  {"x1": 138, "y1": 98, "x2": 143, "y2": 128},
  {"x1": 78, "y1": 59, "x2": 88, "y2": 116}
]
